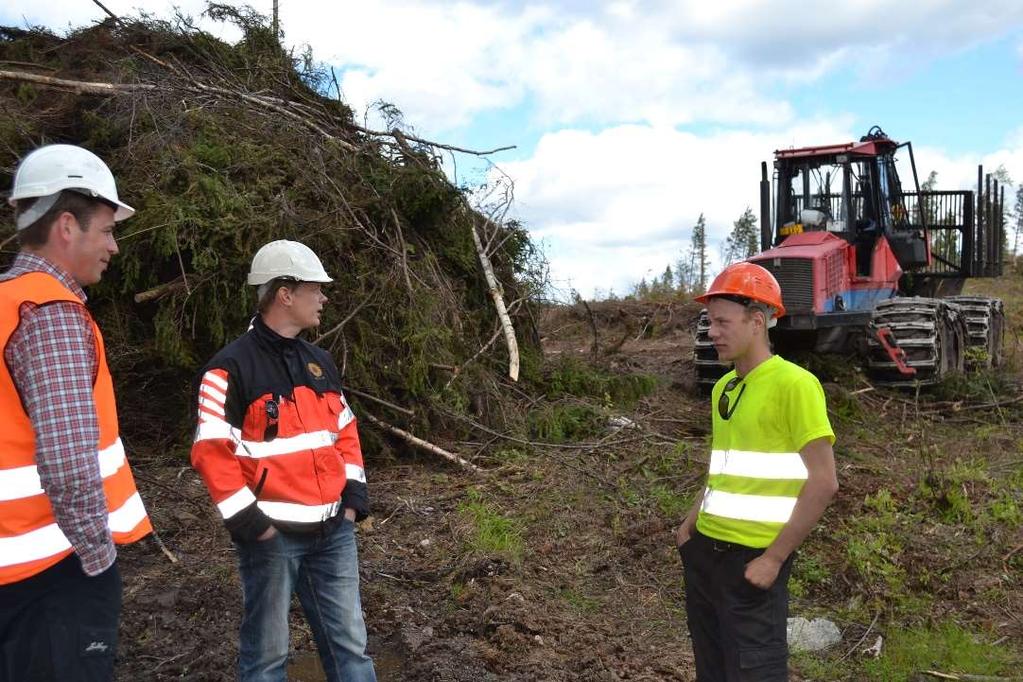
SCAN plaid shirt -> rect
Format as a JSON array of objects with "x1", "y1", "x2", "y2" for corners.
[{"x1": 1, "y1": 252, "x2": 115, "y2": 576}]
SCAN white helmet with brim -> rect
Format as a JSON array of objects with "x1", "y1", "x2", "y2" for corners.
[{"x1": 8, "y1": 144, "x2": 134, "y2": 230}]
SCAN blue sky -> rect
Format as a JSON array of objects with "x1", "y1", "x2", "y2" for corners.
[
  {"x1": 5, "y1": 1, "x2": 1023, "y2": 299},
  {"x1": 785, "y1": 34, "x2": 1023, "y2": 157}
]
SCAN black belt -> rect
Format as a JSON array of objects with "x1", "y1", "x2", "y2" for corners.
[{"x1": 693, "y1": 529, "x2": 756, "y2": 553}]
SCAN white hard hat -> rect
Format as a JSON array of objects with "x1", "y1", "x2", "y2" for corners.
[
  {"x1": 8, "y1": 144, "x2": 135, "y2": 230},
  {"x1": 248, "y1": 240, "x2": 333, "y2": 285}
]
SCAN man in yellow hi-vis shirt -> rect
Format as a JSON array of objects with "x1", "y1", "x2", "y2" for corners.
[{"x1": 676, "y1": 262, "x2": 839, "y2": 682}]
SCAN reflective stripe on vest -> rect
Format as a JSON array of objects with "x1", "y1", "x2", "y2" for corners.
[
  {"x1": 0, "y1": 438, "x2": 127, "y2": 501},
  {"x1": 697, "y1": 448, "x2": 808, "y2": 547},
  {"x1": 0, "y1": 272, "x2": 152, "y2": 585}
]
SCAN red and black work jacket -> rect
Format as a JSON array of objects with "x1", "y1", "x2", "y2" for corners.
[{"x1": 190, "y1": 315, "x2": 368, "y2": 542}]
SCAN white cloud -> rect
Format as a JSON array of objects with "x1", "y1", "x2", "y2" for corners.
[
  {"x1": 507, "y1": 120, "x2": 1023, "y2": 299},
  {"x1": 501, "y1": 119, "x2": 859, "y2": 298},
  {"x1": 6, "y1": 0, "x2": 1021, "y2": 134},
  {"x1": 913, "y1": 143, "x2": 1023, "y2": 193},
  {"x1": 5, "y1": 0, "x2": 1021, "y2": 296},
  {"x1": 303, "y1": 0, "x2": 1023, "y2": 133}
]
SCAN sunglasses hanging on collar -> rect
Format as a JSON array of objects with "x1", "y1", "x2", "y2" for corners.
[{"x1": 718, "y1": 376, "x2": 746, "y2": 420}]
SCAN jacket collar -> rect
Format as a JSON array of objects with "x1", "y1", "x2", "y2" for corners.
[{"x1": 251, "y1": 314, "x2": 301, "y2": 352}]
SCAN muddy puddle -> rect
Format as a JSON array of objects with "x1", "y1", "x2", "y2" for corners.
[{"x1": 287, "y1": 637, "x2": 408, "y2": 681}]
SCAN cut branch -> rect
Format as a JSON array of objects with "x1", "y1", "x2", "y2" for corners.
[
  {"x1": 134, "y1": 276, "x2": 191, "y2": 303},
  {"x1": 353, "y1": 124, "x2": 514, "y2": 157},
  {"x1": 313, "y1": 296, "x2": 372, "y2": 345},
  {"x1": 0, "y1": 69, "x2": 355, "y2": 151},
  {"x1": 444, "y1": 298, "x2": 523, "y2": 391},
  {"x1": 920, "y1": 672, "x2": 1014, "y2": 681},
  {"x1": 361, "y1": 412, "x2": 479, "y2": 472},
  {"x1": 0, "y1": 67, "x2": 513, "y2": 158},
  {"x1": 343, "y1": 386, "x2": 414, "y2": 418}
]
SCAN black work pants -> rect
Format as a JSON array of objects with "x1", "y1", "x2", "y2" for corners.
[
  {"x1": 680, "y1": 530, "x2": 794, "y2": 682},
  {"x1": 0, "y1": 553, "x2": 122, "y2": 682}
]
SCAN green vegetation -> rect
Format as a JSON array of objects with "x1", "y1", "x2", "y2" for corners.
[
  {"x1": 542, "y1": 356, "x2": 658, "y2": 407},
  {"x1": 559, "y1": 588, "x2": 602, "y2": 612},
  {"x1": 528, "y1": 403, "x2": 606, "y2": 443},
  {"x1": 0, "y1": 15, "x2": 547, "y2": 454},
  {"x1": 789, "y1": 550, "x2": 830, "y2": 599},
  {"x1": 650, "y1": 484, "x2": 691, "y2": 518},
  {"x1": 863, "y1": 623, "x2": 1015, "y2": 681},
  {"x1": 458, "y1": 490, "x2": 524, "y2": 561},
  {"x1": 518, "y1": 356, "x2": 658, "y2": 443}
]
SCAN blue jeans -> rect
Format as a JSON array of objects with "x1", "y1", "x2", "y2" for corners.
[{"x1": 235, "y1": 518, "x2": 376, "y2": 682}]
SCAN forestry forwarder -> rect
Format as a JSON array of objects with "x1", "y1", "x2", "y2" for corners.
[{"x1": 695, "y1": 126, "x2": 1006, "y2": 386}]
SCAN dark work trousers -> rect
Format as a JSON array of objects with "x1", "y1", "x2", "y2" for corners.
[
  {"x1": 680, "y1": 529, "x2": 794, "y2": 682},
  {"x1": 0, "y1": 553, "x2": 122, "y2": 682}
]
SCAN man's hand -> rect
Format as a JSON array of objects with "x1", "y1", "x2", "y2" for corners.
[
  {"x1": 344, "y1": 507, "x2": 357, "y2": 522},
  {"x1": 257, "y1": 525, "x2": 277, "y2": 541},
  {"x1": 744, "y1": 553, "x2": 783, "y2": 589}
]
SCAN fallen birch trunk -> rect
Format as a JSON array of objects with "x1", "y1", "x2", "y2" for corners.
[
  {"x1": 0, "y1": 69, "x2": 156, "y2": 95},
  {"x1": 469, "y1": 219, "x2": 519, "y2": 382}
]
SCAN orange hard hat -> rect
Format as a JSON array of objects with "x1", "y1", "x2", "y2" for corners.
[{"x1": 694, "y1": 262, "x2": 786, "y2": 318}]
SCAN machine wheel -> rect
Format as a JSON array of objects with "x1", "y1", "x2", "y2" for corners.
[
  {"x1": 945, "y1": 296, "x2": 1005, "y2": 368},
  {"x1": 866, "y1": 297, "x2": 968, "y2": 386},
  {"x1": 693, "y1": 309, "x2": 730, "y2": 387}
]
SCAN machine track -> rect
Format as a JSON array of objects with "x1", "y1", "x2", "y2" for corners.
[
  {"x1": 866, "y1": 297, "x2": 969, "y2": 386},
  {"x1": 693, "y1": 310, "x2": 729, "y2": 386},
  {"x1": 945, "y1": 296, "x2": 1005, "y2": 369}
]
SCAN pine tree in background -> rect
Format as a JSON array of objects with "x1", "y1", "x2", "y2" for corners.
[
  {"x1": 674, "y1": 213, "x2": 710, "y2": 295},
  {"x1": 993, "y1": 165, "x2": 1014, "y2": 259},
  {"x1": 691, "y1": 213, "x2": 710, "y2": 294},
  {"x1": 654, "y1": 265, "x2": 674, "y2": 296},
  {"x1": 675, "y1": 250, "x2": 693, "y2": 294},
  {"x1": 918, "y1": 171, "x2": 939, "y2": 225},
  {"x1": 1014, "y1": 186, "x2": 1023, "y2": 261},
  {"x1": 723, "y1": 207, "x2": 759, "y2": 264},
  {"x1": 919, "y1": 171, "x2": 960, "y2": 265}
]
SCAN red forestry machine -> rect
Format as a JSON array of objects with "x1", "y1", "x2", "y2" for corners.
[{"x1": 695, "y1": 126, "x2": 1007, "y2": 386}]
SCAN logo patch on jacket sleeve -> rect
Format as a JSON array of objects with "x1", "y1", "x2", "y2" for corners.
[{"x1": 307, "y1": 361, "x2": 324, "y2": 379}]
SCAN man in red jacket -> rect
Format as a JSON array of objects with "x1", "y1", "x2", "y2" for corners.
[{"x1": 190, "y1": 240, "x2": 375, "y2": 682}]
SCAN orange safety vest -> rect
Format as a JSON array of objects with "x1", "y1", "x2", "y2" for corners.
[{"x1": 0, "y1": 271, "x2": 151, "y2": 585}]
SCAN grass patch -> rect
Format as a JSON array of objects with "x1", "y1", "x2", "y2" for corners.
[
  {"x1": 793, "y1": 622, "x2": 1017, "y2": 681},
  {"x1": 863, "y1": 622, "x2": 1016, "y2": 681},
  {"x1": 458, "y1": 490, "x2": 524, "y2": 561},
  {"x1": 915, "y1": 459, "x2": 989, "y2": 526},
  {"x1": 650, "y1": 484, "x2": 691, "y2": 518},
  {"x1": 839, "y1": 489, "x2": 908, "y2": 595},
  {"x1": 559, "y1": 587, "x2": 602, "y2": 612},
  {"x1": 789, "y1": 551, "x2": 830, "y2": 598}
]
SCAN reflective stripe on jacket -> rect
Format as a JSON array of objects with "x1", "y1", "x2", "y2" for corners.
[
  {"x1": 0, "y1": 272, "x2": 152, "y2": 585},
  {"x1": 190, "y1": 315, "x2": 368, "y2": 542}
]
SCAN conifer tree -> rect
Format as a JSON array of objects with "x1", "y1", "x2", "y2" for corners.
[
  {"x1": 690, "y1": 213, "x2": 710, "y2": 294},
  {"x1": 723, "y1": 207, "x2": 759, "y2": 264}
]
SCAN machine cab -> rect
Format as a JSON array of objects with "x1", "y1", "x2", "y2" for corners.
[{"x1": 767, "y1": 126, "x2": 929, "y2": 277}]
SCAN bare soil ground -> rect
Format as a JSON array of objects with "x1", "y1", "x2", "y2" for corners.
[{"x1": 116, "y1": 290, "x2": 1023, "y2": 681}]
